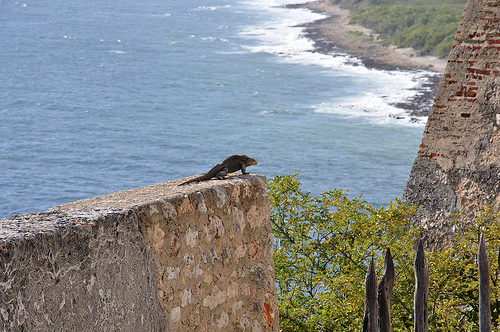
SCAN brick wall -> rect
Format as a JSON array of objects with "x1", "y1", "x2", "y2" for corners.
[{"x1": 403, "y1": 0, "x2": 500, "y2": 244}]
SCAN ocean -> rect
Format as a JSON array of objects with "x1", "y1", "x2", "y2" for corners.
[{"x1": 0, "y1": 0, "x2": 439, "y2": 218}]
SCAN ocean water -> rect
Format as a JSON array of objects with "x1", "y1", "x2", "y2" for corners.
[{"x1": 0, "y1": 0, "x2": 438, "y2": 218}]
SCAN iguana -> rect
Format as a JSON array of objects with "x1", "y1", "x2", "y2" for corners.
[{"x1": 179, "y1": 154, "x2": 258, "y2": 186}]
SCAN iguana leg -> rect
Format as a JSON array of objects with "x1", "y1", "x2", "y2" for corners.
[
  {"x1": 241, "y1": 164, "x2": 248, "y2": 174},
  {"x1": 216, "y1": 167, "x2": 228, "y2": 179}
]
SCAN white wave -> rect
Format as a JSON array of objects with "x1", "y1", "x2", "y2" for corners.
[
  {"x1": 313, "y1": 69, "x2": 432, "y2": 126},
  {"x1": 312, "y1": 96, "x2": 427, "y2": 127},
  {"x1": 239, "y1": 1, "x2": 325, "y2": 58},
  {"x1": 122, "y1": 12, "x2": 171, "y2": 18},
  {"x1": 259, "y1": 109, "x2": 296, "y2": 115},
  {"x1": 201, "y1": 36, "x2": 229, "y2": 43},
  {"x1": 237, "y1": 0, "x2": 436, "y2": 126},
  {"x1": 216, "y1": 50, "x2": 247, "y2": 55},
  {"x1": 150, "y1": 13, "x2": 171, "y2": 17},
  {"x1": 197, "y1": 5, "x2": 231, "y2": 11}
]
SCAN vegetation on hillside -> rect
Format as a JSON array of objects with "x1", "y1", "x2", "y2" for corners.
[
  {"x1": 330, "y1": 0, "x2": 467, "y2": 58},
  {"x1": 268, "y1": 174, "x2": 500, "y2": 331}
]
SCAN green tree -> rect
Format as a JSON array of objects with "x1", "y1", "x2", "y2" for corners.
[
  {"x1": 268, "y1": 174, "x2": 417, "y2": 331},
  {"x1": 425, "y1": 208, "x2": 500, "y2": 331},
  {"x1": 268, "y1": 174, "x2": 500, "y2": 331},
  {"x1": 331, "y1": 0, "x2": 466, "y2": 58}
]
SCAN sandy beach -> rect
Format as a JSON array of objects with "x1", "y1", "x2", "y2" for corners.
[{"x1": 296, "y1": 0, "x2": 448, "y2": 73}]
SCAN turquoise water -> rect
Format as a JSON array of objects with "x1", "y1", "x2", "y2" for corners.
[{"x1": 0, "y1": 0, "x2": 435, "y2": 217}]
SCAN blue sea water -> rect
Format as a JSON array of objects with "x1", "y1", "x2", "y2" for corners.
[{"x1": 0, "y1": 0, "x2": 438, "y2": 218}]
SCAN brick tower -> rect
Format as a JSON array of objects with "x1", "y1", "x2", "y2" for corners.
[{"x1": 403, "y1": 0, "x2": 500, "y2": 241}]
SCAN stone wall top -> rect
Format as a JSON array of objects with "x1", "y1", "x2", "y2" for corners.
[
  {"x1": 0, "y1": 174, "x2": 278, "y2": 331},
  {"x1": 0, "y1": 174, "x2": 264, "y2": 242}
]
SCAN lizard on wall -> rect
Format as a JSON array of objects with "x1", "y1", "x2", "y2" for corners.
[{"x1": 179, "y1": 154, "x2": 258, "y2": 186}]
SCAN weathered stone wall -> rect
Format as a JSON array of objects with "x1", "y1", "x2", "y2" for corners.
[
  {"x1": 0, "y1": 174, "x2": 279, "y2": 331},
  {"x1": 403, "y1": 0, "x2": 500, "y2": 244}
]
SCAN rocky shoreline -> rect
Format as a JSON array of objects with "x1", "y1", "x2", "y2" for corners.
[{"x1": 290, "y1": 0, "x2": 449, "y2": 118}]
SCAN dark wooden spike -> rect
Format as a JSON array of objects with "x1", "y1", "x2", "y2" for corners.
[
  {"x1": 378, "y1": 248, "x2": 394, "y2": 332},
  {"x1": 479, "y1": 234, "x2": 491, "y2": 332},
  {"x1": 414, "y1": 239, "x2": 429, "y2": 332},
  {"x1": 362, "y1": 259, "x2": 378, "y2": 332}
]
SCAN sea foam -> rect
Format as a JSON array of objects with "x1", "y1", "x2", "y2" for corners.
[{"x1": 238, "y1": 0, "x2": 436, "y2": 126}]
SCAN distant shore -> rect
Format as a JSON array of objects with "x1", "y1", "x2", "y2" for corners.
[
  {"x1": 293, "y1": 0, "x2": 448, "y2": 73},
  {"x1": 291, "y1": 0, "x2": 447, "y2": 118}
]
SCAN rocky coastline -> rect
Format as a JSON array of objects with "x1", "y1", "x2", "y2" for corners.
[{"x1": 291, "y1": 0, "x2": 449, "y2": 118}]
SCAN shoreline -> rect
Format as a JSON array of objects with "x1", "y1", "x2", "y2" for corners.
[
  {"x1": 296, "y1": 0, "x2": 448, "y2": 73},
  {"x1": 290, "y1": 0, "x2": 448, "y2": 118}
]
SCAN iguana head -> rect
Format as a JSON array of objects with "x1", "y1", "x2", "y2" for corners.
[{"x1": 242, "y1": 155, "x2": 258, "y2": 166}]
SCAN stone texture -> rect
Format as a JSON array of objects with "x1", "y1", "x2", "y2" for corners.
[
  {"x1": 0, "y1": 208, "x2": 165, "y2": 331},
  {"x1": 403, "y1": 0, "x2": 500, "y2": 245},
  {"x1": 0, "y1": 174, "x2": 279, "y2": 331}
]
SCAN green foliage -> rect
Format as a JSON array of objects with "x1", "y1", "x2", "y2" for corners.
[
  {"x1": 268, "y1": 174, "x2": 500, "y2": 331},
  {"x1": 425, "y1": 208, "x2": 500, "y2": 331},
  {"x1": 347, "y1": 30, "x2": 365, "y2": 37},
  {"x1": 330, "y1": 0, "x2": 466, "y2": 58},
  {"x1": 268, "y1": 174, "x2": 417, "y2": 331}
]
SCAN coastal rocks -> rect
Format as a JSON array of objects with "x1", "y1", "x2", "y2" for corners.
[{"x1": 0, "y1": 174, "x2": 279, "y2": 331}]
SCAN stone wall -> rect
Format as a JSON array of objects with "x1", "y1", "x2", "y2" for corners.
[
  {"x1": 0, "y1": 174, "x2": 279, "y2": 331},
  {"x1": 403, "y1": 0, "x2": 500, "y2": 244}
]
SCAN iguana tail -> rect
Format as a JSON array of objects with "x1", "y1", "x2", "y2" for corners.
[{"x1": 178, "y1": 164, "x2": 224, "y2": 186}]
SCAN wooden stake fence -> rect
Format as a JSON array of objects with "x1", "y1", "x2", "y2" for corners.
[
  {"x1": 362, "y1": 234, "x2": 493, "y2": 332},
  {"x1": 378, "y1": 248, "x2": 394, "y2": 332},
  {"x1": 362, "y1": 259, "x2": 378, "y2": 332},
  {"x1": 414, "y1": 240, "x2": 428, "y2": 332},
  {"x1": 479, "y1": 234, "x2": 491, "y2": 332}
]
